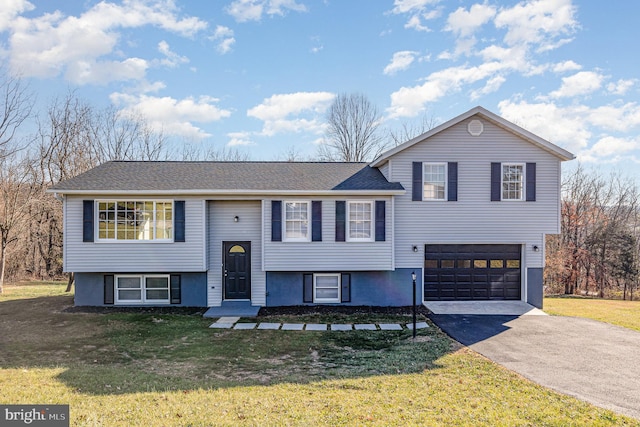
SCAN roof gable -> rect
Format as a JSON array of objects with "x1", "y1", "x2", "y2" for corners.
[{"x1": 371, "y1": 106, "x2": 575, "y2": 167}]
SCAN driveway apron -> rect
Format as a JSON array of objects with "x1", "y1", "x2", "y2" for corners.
[{"x1": 429, "y1": 314, "x2": 640, "y2": 420}]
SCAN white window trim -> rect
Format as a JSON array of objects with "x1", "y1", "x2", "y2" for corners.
[
  {"x1": 422, "y1": 162, "x2": 448, "y2": 201},
  {"x1": 95, "y1": 199, "x2": 174, "y2": 243},
  {"x1": 501, "y1": 163, "x2": 525, "y2": 201},
  {"x1": 313, "y1": 273, "x2": 341, "y2": 303},
  {"x1": 114, "y1": 274, "x2": 170, "y2": 305},
  {"x1": 283, "y1": 200, "x2": 311, "y2": 242},
  {"x1": 346, "y1": 200, "x2": 374, "y2": 242}
]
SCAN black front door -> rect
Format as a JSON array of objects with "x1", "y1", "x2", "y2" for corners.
[{"x1": 223, "y1": 241, "x2": 251, "y2": 300}]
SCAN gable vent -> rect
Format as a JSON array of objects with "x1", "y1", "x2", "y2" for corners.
[{"x1": 468, "y1": 119, "x2": 484, "y2": 136}]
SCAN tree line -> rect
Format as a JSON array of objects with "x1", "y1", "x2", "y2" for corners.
[
  {"x1": 1, "y1": 71, "x2": 638, "y2": 299},
  {"x1": 545, "y1": 166, "x2": 640, "y2": 299}
]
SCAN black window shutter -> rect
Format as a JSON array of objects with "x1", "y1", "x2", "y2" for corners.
[
  {"x1": 83, "y1": 200, "x2": 94, "y2": 242},
  {"x1": 491, "y1": 162, "x2": 501, "y2": 201},
  {"x1": 271, "y1": 201, "x2": 282, "y2": 242},
  {"x1": 170, "y1": 274, "x2": 181, "y2": 304},
  {"x1": 174, "y1": 201, "x2": 185, "y2": 242},
  {"x1": 341, "y1": 273, "x2": 351, "y2": 303},
  {"x1": 335, "y1": 201, "x2": 346, "y2": 242},
  {"x1": 311, "y1": 201, "x2": 322, "y2": 242},
  {"x1": 526, "y1": 163, "x2": 536, "y2": 202},
  {"x1": 303, "y1": 273, "x2": 313, "y2": 303},
  {"x1": 412, "y1": 162, "x2": 423, "y2": 201},
  {"x1": 375, "y1": 201, "x2": 385, "y2": 242},
  {"x1": 448, "y1": 162, "x2": 458, "y2": 201},
  {"x1": 104, "y1": 275, "x2": 114, "y2": 305}
]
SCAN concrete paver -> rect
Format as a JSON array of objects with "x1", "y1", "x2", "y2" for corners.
[
  {"x1": 330, "y1": 324, "x2": 353, "y2": 331},
  {"x1": 233, "y1": 322, "x2": 257, "y2": 330},
  {"x1": 281, "y1": 323, "x2": 305, "y2": 330},
  {"x1": 379, "y1": 323, "x2": 403, "y2": 330},
  {"x1": 305, "y1": 323, "x2": 327, "y2": 331},
  {"x1": 257, "y1": 322, "x2": 281, "y2": 330}
]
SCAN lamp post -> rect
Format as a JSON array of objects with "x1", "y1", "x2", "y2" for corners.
[{"x1": 411, "y1": 271, "x2": 417, "y2": 339}]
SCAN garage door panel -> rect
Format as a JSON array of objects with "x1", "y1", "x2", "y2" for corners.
[{"x1": 424, "y1": 244, "x2": 521, "y2": 301}]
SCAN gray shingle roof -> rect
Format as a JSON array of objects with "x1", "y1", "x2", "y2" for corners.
[{"x1": 50, "y1": 161, "x2": 404, "y2": 194}]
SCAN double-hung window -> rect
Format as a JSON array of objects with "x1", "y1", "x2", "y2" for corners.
[
  {"x1": 423, "y1": 163, "x2": 447, "y2": 200},
  {"x1": 284, "y1": 201, "x2": 310, "y2": 241},
  {"x1": 502, "y1": 164, "x2": 524, "y2": 201},
  {"x1": 115, "y1": 275, "x2": 170, "y2": 304},
  {"x1": 314, "y1": 273, "x2": 340, "y2": 303},
  {"x1": 97, "y1": 200, "x2": 173, "y2": 241},
  {"x1": 347, "y1": 201, "x2": 373, "y2": 241}
]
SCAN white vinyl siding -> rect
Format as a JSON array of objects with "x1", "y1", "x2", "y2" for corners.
[
  {"x1": 63, "y1": 196, "x2": 205, "y2": 272},
  {"x1": 389, "y1": 116, "x2": 562, "y2": 270},
  {"x1": 207, "y1": 201, "x2": 265, "y2": 307},
  {"x1": 263, "y1": 196, "x2": 393, "y2": 271}
]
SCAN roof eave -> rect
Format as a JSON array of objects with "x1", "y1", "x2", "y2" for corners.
[{"x1": 47, "y1": 188, "x2": 407, "y2": 196}]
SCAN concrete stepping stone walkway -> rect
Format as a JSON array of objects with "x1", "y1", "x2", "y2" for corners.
[{"x1": 210, "y1": 318, "x2": 429, "y2": 332}]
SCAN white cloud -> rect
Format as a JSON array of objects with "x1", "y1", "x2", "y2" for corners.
[
  {"x1": 384, "y1": 51, "x2": 418, "y2": 75},
  {"x1": 549, "y1": 71, "x2": 604, "y2": 98},
  {"x1": 470, "y1": 75, "x2": 506, "y2": 100},
  {"x1": 607, "y1": 79, "x2": 636, "y2": 96},
  {"x1": 227, "y1": 131, "x2": 254, "y2": 146},
  {"x1": 388, "y1": 61, "x2": 504, "y2": 117},
  {"x1": 247, "y1": 91, "x2": 335, "y2": 136},
  {"x1": 226, "y1": 0, "x2": 306, "y2": 23},
  {"x1": 390, "y1": 0, "x2": 441, "y2": 32},
  {"x1": 497, "y1": 100, "x2": 591, "y2": 153},
  {"x1": 6, "y1": 0, "x2": 207, "y2": 84},
  {"x1": 494, "y1": 0, "x2": 577, "y2": 50},
  {"x1": 110, "y1": 93, "x2": 232, "y2": 139},
  {"x1": 586, "y1": 136, "x2": 640, "y2": 159},
  {"x1": 552, "y1": 60, "x2": 582, "y2": 73},
  {"x1": 210, "y1": 25, "x2": 235, "y2": 54},
  {"x1": 446, "y1": 4, "x2": 496, "y2": 38},
  {"x1": 391, "y1": 0, "x2": 436, "y2": 14},
  {"x1": 497, "y1": 100, "x2": 640, "y2": 164},
  {"x1": 0, "y1": 0, "x2": 33, "y2": 32},
  {"x1": 157, "y1": 41, "x2": 188, "y2": 67}
]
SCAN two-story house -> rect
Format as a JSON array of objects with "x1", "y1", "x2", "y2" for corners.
[{"x1": 49, "y1": 106, "x2": 574, "y2": 314}]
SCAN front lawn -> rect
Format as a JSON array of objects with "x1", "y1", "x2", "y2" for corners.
[
  {"x1": 0, "y1": 282, "x2": 636, "y2": 426},
  {"x1": 544, "y1": 296, "x2": 640, "y2": 332}
]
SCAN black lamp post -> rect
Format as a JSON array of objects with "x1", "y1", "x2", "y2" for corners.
[{"x1": 411, "y1": 271, "x2": 417, "y2": 339}]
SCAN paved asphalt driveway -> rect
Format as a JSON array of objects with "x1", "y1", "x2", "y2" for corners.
[{"x1": 429, "y1": 314, "x2": 640, "y2": 420}]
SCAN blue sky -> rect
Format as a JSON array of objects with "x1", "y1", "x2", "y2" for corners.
[{"x1": 1, "y1": 0, "x2": 639, "y2": 178}]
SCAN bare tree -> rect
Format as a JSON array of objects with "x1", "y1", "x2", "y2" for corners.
[
  {"x1": 318, "y1": 93, "x2": 386, "y2": 162},
  {"x1": 389, "y1": 112, "x2": 438, "y2": 146},
  {"x1": 0, "y1": 69, "x2": 32, "y2": 160},
  {"x1": 0, "y1": 153, "x2": 40, "y2": 292}
]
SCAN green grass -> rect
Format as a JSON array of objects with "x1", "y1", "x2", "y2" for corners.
[
  {"x1": 0, "y1": 282, "x2": 637, "y2": 426},
  {"x1": 544, "y1": 296, "x2": 640, "y2": 332}
]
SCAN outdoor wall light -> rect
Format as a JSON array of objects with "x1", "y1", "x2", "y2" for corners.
[
  {"x1": 234, "y1": 216, "x2": 239, "y2": 222},
  {"x1": 412, "y1": 245, "x2": 419, "y2": 253},
  {"x1": 533, "y1": 245, "x2": 540, "y2": 252}
]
